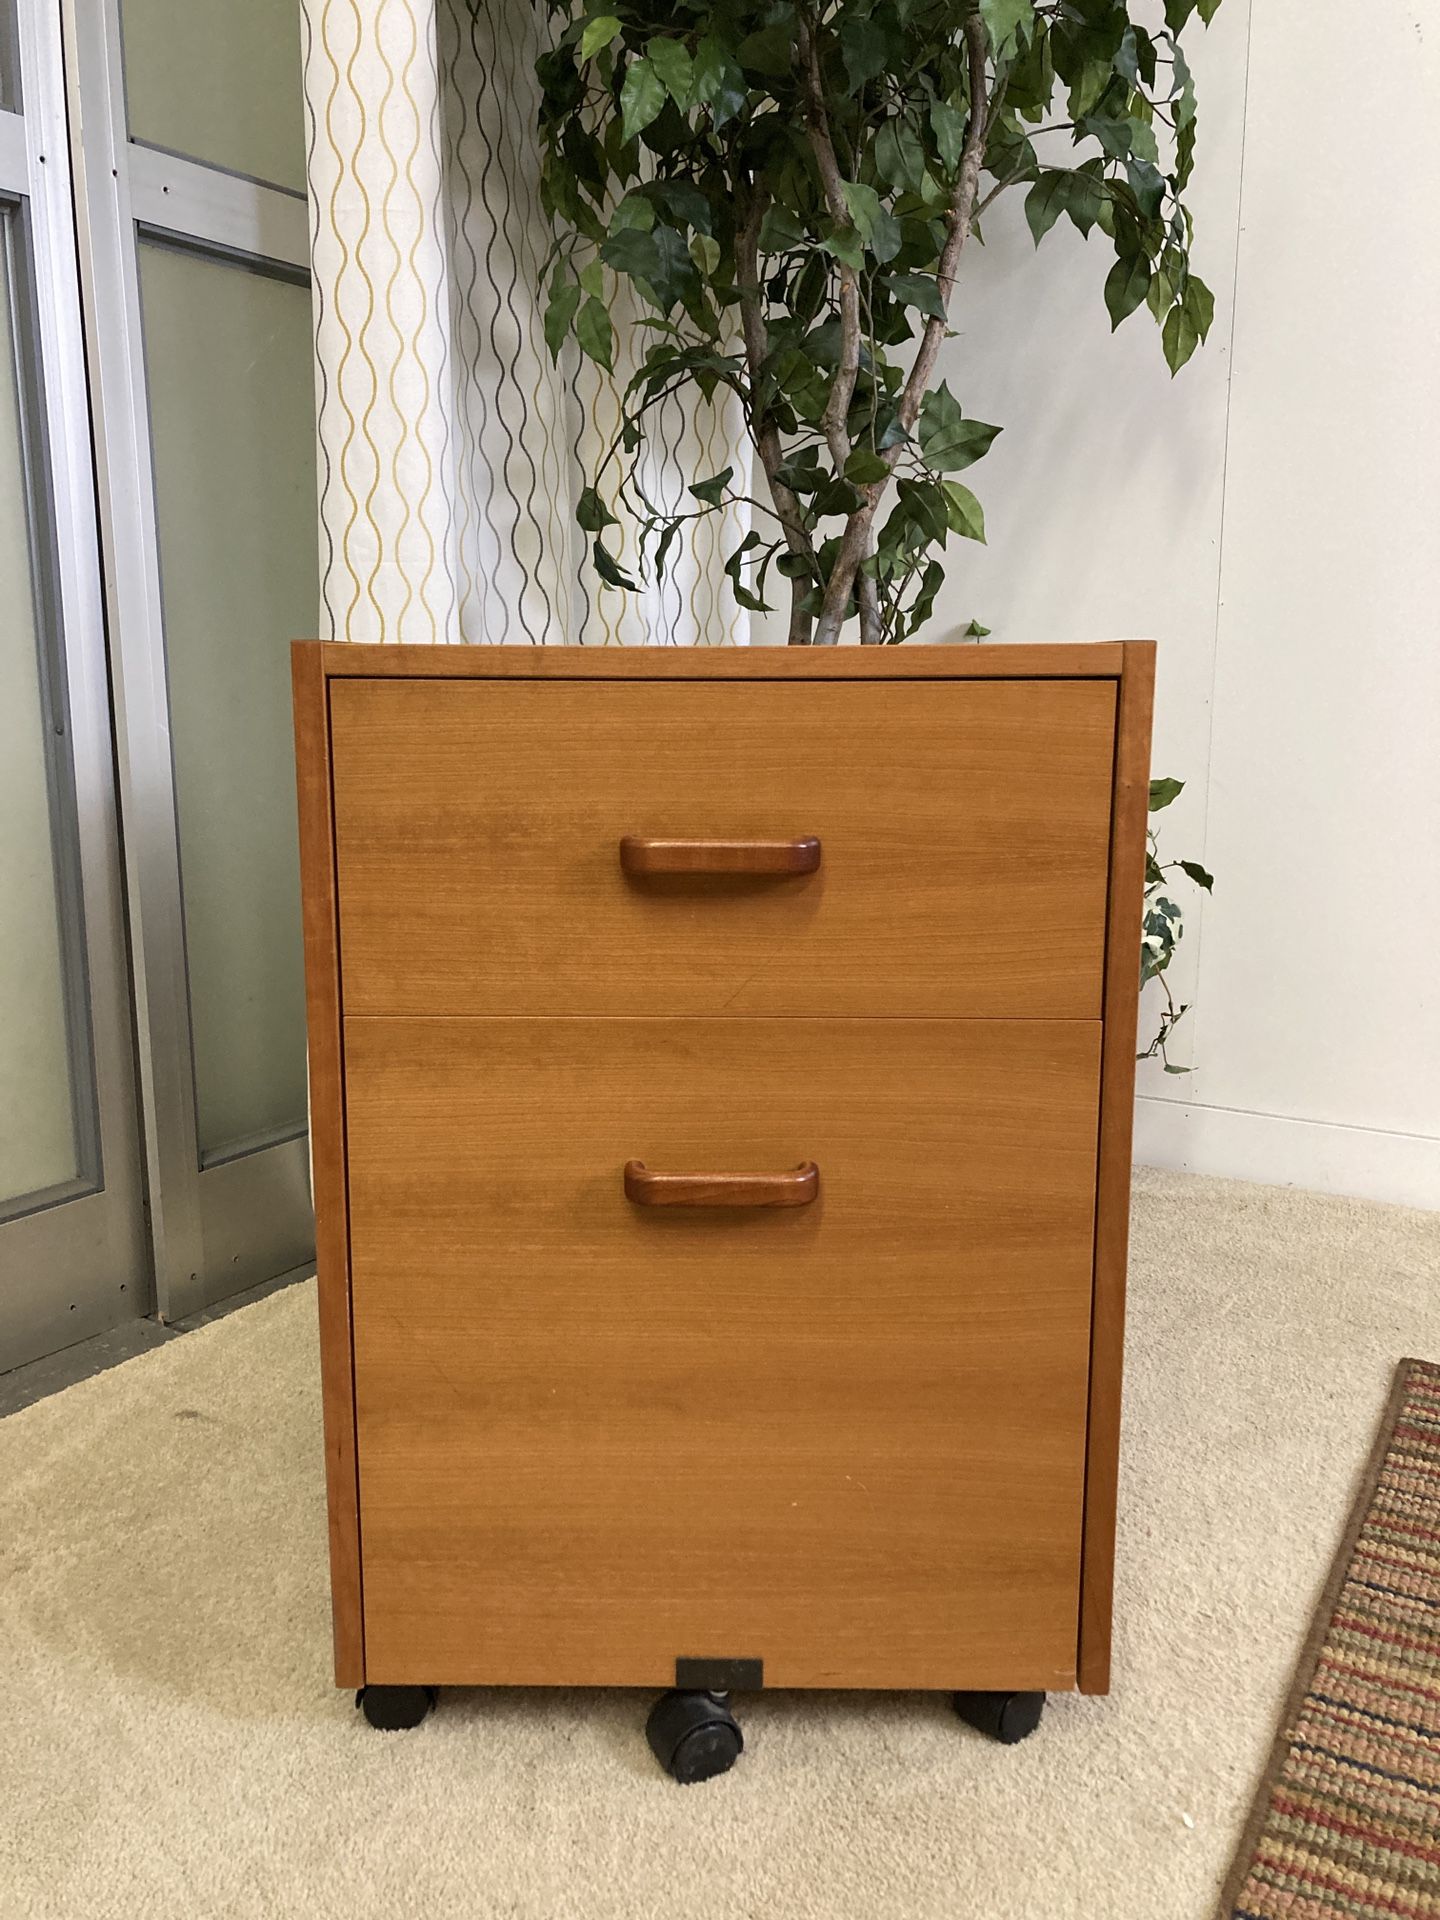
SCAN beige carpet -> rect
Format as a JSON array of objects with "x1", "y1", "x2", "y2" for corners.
[{"x1": 2, "y1": 1170, "x2": 1437, "y2": 1920}]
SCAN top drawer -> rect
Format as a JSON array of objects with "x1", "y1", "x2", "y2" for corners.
[{"x1": 330, "y1": 675, "x2": 1116, "y2": 1019}]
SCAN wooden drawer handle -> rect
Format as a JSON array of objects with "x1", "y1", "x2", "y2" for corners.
[
  {"x1": 623, "y1": 1160, "x2": 820, "y2": 1209},
  {"x1": 619, "y1": 835, "x2": 821, "y2": 877}
]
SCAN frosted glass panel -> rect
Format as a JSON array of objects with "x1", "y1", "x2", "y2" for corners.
[
  {"x1": 0, "y1": 4, "x2": 19, "y2": 114},
  {"x1": 138, "y1": 241, "x2": 316, "y2": 1162},
  {"x1": 120, "y1": 0, "x2": 305, "y2": 193},
  {"x1": 0, "y1": 220, "x2": 79, "y2": 1203}
]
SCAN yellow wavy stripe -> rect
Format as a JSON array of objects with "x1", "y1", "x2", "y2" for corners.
[
  {"x1": 436, "y1": 2, "x2": 481, "y2": 643},
  {"x1": 491, "y1": 2, "x2": 570, "y2": 641},
  {"x1": 313, "y1": 0, "x2": 366, "y2": 639},
  {"x1": 414, "y1": 2, "x2": 459, "y2": 643},
  {"x1": 353, "y1": 0, "x2": 401, "y2": 640},
  {"x1": 390, "y1": 0, "x2": 447, "y2": 644}
]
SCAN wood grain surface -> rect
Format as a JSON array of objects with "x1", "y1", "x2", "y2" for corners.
[
  {"x1": 289, "y1": 645, "x2": 364, "y2": 1686},
  {"x1": 343, "y1": 1015, "x2": 1102, "y2": 1692},
  {"x1": 330, "y1": 677, "x2": 1117, "y2": 1020},
  {"x1": 318, "y1": 641, "x2": 1126, "y2": 680},
  {"x1": 1078, "y1": 640, "x2": 1157, "y2": 1694}
]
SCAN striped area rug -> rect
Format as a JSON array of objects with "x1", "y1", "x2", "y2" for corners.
[{"x1": 1220, "y1": 1358, "x2": 1440, "y2": 1919}]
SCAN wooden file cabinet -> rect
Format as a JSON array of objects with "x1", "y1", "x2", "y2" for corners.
[{"x1": 292, "y1": 641, "x2": 1154, "y2": 1761}]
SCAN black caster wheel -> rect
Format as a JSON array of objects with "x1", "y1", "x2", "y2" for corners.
[
  {"x1": 356, "y1": 1684, "x2": 437, "y2": 1731},
  {"x1": 953, "y1": 1689, "x2": 1045, "y2": 1745},
  {"x1": 646, "y1": 1690, "x2": 744, "y2": 1784}
]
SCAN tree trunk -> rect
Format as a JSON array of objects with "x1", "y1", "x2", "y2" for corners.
[{"x1": 787, "y1": 574, "x2": 814, "y2": 646}]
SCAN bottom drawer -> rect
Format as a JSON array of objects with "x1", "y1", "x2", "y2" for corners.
[{"x1": 344, "y1": 1016, "x2": 1102, "y2": 1691}]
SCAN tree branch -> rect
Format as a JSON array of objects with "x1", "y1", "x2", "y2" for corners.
[
  {"x1": 813, "y1": 7, "x2": 991, "y2": 645},
  {"x1": 796, "y1": 13, "x2": 863, "y2": 483},
  {"x1": 735, "y1": 180, "x2": 817, "y2": 644}
]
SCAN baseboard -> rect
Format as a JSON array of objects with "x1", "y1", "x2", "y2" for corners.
[{"x1": 1133, "y1": 1095, "x2": 1440, "y2": 1211}]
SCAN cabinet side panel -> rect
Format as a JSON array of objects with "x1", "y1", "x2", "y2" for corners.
[
  {"x1": 291, "y1": 642, "x2": 364, "y2": 1686},
  {"x1": 1079, "y1": 643, "x2": 1156, "y2": 1694}
]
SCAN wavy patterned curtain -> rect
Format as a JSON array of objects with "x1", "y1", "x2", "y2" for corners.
[{"x1": 301, "y1": 0, "x2": 751, "y2": 646}]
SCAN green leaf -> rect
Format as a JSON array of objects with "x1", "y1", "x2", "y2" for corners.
[
  {"x1": 1084, "y1": 116, "x2": 1133, "y2": 160},
  {"x1": 844, "y1": 447, "x2": 891, "y2": 485},
  {"x1": 876, "y1": 118, "x2": 926, "y2": 194},
  {"x1": 894, "y1": 478, "x2": 950, "y2": 548},
  {"x1": 1024, "y1": 172, "x2": 1070, "y2": 247},
  {"x1": 979, "y1": 0, "x2": 1035, "y2": 56},
  {"x1": 620, "y1": 57, "x2": 665, "y2": 144},
  {"x1": 647, "y1": 225, "x2": 701, "y2": 311},
  {"x1": 1131, "y1": 121, "x2": 1161, "y2": 170},
  {"x1": 1126, "y1": 157, "x2": 1167, "y2": 221},
  {"x1": 758, "y1": 203, "x2": 808, "y2": 253},
  {"x1": 578, "y1": 257, "x2": 604, "y2": 298},
  {"x1": 646, "y1": 36, "x2": 693, "y2": 108},
  {"x1": 841, "y1": 15, "x2": 889, "y2": 89},
  {"x1": 689, "y1": 464, "x2": 733, "y2": 506},
  {"x1": 1184, "y1": 273, "x2": 1216, "y2": 341},
  {"x1": 576, "y1": 294, "x2": 614, "y2": 371},
  {"x1": 609, "y1": 193, "x2": 655, "y2": 235},
  {"x1": 905, "y1": 561, "x2": 946, "y2": 635},
  {"x1": 962, "y1": 619, "x2": 992, "y2": 637},
  {"x1": 1064, "y1": 167, "x2": 1107, "y2": 237},
  {"x1": 543, "y1": 270, "x2": 580, "y2": 362},
  {"x1": 1147, "y1": 260, "x2": 1178, "y2": 322},
  {"x1": 736, "y1": 22, "x2": 792, "y2": 78},
  {"x1": 942, "y1": 479, "x2": 986, "y2": 543},
  {"x1": 649, "y1": 179, "x2": 712, "y2": 235},
  {"x1": 840, "y1": 181, "x2": 902, "y2": 264},
  {"x1": 918, "y1": 383, "x2": 1002, "y2": 473},
  {"x1": 691, "y1": 233, "x2": 720, "y2": 276},
  {"x1": 1175, "y1": 115, "x2": 1197, "y2": 190},
  {"x1": 1104, "y1": 253, "x2": 1151, "y2": 330},
  {"x1": 652, "y1": 520, "x2": 680, "y2": 580},
  {"x1": 592, "y1": 537, "x2": 638, "y2": 589},
  {"x1": 1197, "y1": 0, "x2": 1223, "y2": 21},
  {"x1": 1149, "y1": 776, "x2": 1184, "y2": 811},
  {"x1": 1162, "y1": 300, "x2": 1201, "y2": 374},
  {"x1": 930, "y1": 100, "x2": 967, "y2": 174},
  {"x1": 1171, "y1": 41, "x2": 1197, "y2": 129},
  {"x1": 576, "y1": 484, "x2": 617, "y2": 533},
  {"x1": 821, "y1": 225, "x2": 866, "y2": 270},
  {"x1": 1178, "y1": 860, "x2": 1214, "y2": 893},
  {"x1": 882, "y1": 271, "x2": 946, "y2": 321},
  {"x1": 811, "y1": 475, "x2": 863, "y2": 517},
  {"x1": 601, "y1": 227, "x2": 661, "y2": 282},
  {"x1": 692, "y1": 37, "x2": 746, "y2": 125},
  {"x1": 723, "y1": 530, "x2": 771, "y2": 613},
  {"x1": 578, "y1": 14, "x2": 621, "y2": 60}
]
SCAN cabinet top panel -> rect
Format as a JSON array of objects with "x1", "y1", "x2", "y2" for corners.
[{"x1": 304, "y1": 640, "x2": 1139, "y2": 681}]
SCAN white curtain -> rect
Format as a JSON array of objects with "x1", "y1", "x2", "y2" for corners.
[{"x1": 301, "y1": 0, "x2": 751, "y2": 646}]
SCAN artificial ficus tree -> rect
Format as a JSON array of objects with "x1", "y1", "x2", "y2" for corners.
[{"x1": 535, "y1": 0, "x2": 1223, "y2": 647}]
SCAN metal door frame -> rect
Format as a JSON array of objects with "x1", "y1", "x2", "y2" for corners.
[
  {"x1": 62, "y1": 0, "x2": 314, "y2": 1321},
  {"x1": 0, "y1": 0, "x2": 148, "y2": 1368}
]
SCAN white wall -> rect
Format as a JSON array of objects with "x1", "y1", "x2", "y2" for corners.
[
  {"x1": 756, "y1": 0, "x2": 1440, "y2": 1208},
  {"x1": 1163, "y1": 0, "x2": 1440, "y2": 1208}
]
